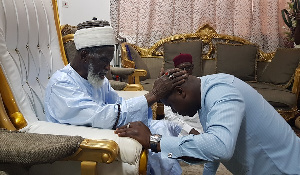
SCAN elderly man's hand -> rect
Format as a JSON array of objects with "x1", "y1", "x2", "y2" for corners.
[
  {"x1": 145, "y1": 68, "x2": 188, "y2": 105},
  {"x1": 115, "y1": 121, "x2": 152, "y2": 149}
]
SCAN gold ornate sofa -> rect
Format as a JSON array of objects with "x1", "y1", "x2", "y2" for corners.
[
  {"x1": 121, "y1": 24, "x2": 300, "y2": 122},
  {"x1": 0, "y1": 0, "x2": 146, "y2": 174}
]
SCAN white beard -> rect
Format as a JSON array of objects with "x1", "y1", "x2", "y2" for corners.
[{"x1": 87, "y1": 64, "x2": 105, "y2": 88}]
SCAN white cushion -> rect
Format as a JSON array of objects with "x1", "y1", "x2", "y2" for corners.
[
  {"x1": 116, "y1": 90, "x2": 149, "y2": 100},
  {"x1": 29, "y1": 160, "x2": 138, "y2": 175}
]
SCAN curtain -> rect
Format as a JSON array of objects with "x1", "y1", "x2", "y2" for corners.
[{"x1": 111, "y1": 0, "x2": 290, "y2": 52}]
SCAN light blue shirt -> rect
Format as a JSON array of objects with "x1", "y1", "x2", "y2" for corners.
[
  {"x1": 44, "y1": 64, "x2": 150, "y2": 129},
  {"x1": 160, "y1": 73, "x2": 300, "y2": 174}
]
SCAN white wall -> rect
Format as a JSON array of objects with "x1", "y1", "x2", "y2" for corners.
[
  {"x1": 57, "y1": 0, "x2": 120, "y2": 66},
  {"x1": 57, "y1": 0, "x2": 110, "y2": 26}
]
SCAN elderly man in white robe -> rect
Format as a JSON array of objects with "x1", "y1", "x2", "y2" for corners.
[{"x1": 44, "y1": 19, "x2": 187, "y2": 175}]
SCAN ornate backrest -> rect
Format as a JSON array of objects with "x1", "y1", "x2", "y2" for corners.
[
  {"x1": 121, "y1": 24, "x2": 300, "y2": 94},
  {"x1": 122, "y1": 24, "x2": 274, "y2": 66},
  {"x1": 0, "y1": 0, "x2": 67, "y2": 129}
]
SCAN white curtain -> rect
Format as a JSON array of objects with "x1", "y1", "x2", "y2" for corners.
[{"x1": 111, "y1": 0, "x2": 290, "y2": 52}]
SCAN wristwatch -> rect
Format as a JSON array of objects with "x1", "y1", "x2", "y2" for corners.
[{"x1": 150, "y1": 134, "x2": 162, "y2": 153}]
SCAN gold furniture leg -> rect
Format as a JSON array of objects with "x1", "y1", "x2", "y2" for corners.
[{"x1": 81, "y1": 161, "x2": 97, "y2": 175}]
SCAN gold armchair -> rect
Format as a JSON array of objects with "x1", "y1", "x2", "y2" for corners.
[
  {"x1": 0, "y1": 0, "x2": 146, "y2": 174},
  {"x1": 0, "y1": 92, "x2": 120, "y2": 175}
]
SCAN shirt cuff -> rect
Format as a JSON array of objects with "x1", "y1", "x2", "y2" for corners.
[
  {"x1": 160, "y1": 136, "x2": 183, "y2": 159},
  {"x1": 124, "y1": 95, "x2": 149, "y2": 124}
]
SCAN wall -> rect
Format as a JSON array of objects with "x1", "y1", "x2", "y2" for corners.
[
  {"x1": 57, "y1": 0, "x2": 110, "y2": 26},
  {"x1": 56, "y1": 0, "x2": 120, "y2": 66}
]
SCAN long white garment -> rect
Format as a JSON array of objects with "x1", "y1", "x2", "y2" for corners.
[
  {"x1": 148, "y1": 120, "x2": 182, "y2": 175},
  {"x1": 164, "y1": 105, "x2": 203, "y2": 135},
  {"x1": 44, "y1": 64, "x2": 150, "y2": 129},
  {"x1": 160, "y1": 73, "x2": 300, "y2": 174}
]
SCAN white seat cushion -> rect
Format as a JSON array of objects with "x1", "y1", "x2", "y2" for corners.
[{"x1": 116, "y1": 90, "x2": 149, "y2": 100}]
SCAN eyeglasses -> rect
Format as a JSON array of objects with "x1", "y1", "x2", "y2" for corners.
[{"x1": 178, "y1": 64, "x2": 193, "y2": 71}]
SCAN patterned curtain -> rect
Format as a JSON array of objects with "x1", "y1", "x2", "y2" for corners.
[{"x1": 111, "y1": 0, "x2": 289, "y2": 52}]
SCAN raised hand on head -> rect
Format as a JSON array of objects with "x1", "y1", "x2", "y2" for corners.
[
  {"x1": 151, "y1": 68, "x2": 188, "y2": 100},
  {"x1": 145, "y1": 68, "x2": 188, "y2": 106}
]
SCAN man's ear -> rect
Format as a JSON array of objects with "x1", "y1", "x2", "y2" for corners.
[
  {"x1": 175, "y1": 86, "x2": 186, "y2": 99},
  {"x1": 80, "y1": 49, "x2": 88, "y2": 61}
]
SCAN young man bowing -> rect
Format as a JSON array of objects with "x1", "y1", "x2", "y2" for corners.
[{"x1": 116, "y1": 73, "x2": 300, "y2": 174}]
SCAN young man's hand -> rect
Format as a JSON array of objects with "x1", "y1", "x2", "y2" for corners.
[{"x1": 115, "y1": 121, "x2": 152, "y2": 149}]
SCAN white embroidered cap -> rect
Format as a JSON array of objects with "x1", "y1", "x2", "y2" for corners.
[{"x1": 74, "y1": 26, "x2": 116, "y2": 50}]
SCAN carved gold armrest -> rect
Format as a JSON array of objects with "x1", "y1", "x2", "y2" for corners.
[
  {"x1": 128, "y1": 69, "x2": 147, "y2": 84},
  {"x1": 65, "y1": 139, "x2": 119, "y2": 163},
  {"x1": 65, "y1": 139, "x2": 119, "y2": 175},
  {"x1": 62, "y1": 34, "x2": 75, "y2": 43},
  {"x1": 0, "y1": 95, "x2": 16, "y2": 131},
  {"x1": 123, "y1": 84, "x2": 144, "y2": 91},
  {"x1": 65, "y1": 139, "x2": 148, "y2": 175},
  {"x1": 122, "y1": 69, "x2": 147, "y2": 91},
  {"x1": 292, "y1": 66, "x2": 300, "y2": 98},
  {"x1": 0, "y1": 68, "x2": 27, "y2": 130},
  {"x1": 139, "y1": 149, "x2": 148, "y2": 175}
]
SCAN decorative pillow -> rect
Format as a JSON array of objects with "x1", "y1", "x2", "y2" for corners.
[
  {"x1": 109, "y1": 80, "x2": 128, "y2": 91},
  {"x1": 110, "y1": 67, "x2": 135, "y2": 76},
  {"x1": 141, "y1": 57, "x2": 164, "y2": 79},
  {"x1": 163, "y1": 40, "x2": 202, "y2": 77},
  {"x1": 216, "y1": 43, "x2": 258, "y2": 81},
  {"x1": 258, "y1": 48, "x2": 300, "y2": 86},
  {"x1": 126, "y1": 44, "x2": 150, "y2": 81}
]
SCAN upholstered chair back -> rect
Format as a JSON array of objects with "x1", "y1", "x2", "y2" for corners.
[{"x1": 0, "y1": 0, "x2": 66, "y2": 124}]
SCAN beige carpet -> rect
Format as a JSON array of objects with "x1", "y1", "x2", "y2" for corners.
[{"x1": 181, "y1": 162, "x2": 232, "y2": 175}]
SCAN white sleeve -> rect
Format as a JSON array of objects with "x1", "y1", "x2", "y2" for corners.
[{"x1": 164, "y1": 106, "x2": 193, "y2": 134}]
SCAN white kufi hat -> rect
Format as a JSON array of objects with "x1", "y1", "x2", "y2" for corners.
[{"x1": 74, "y1": 26, "x2": 116, "y2": 50}]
